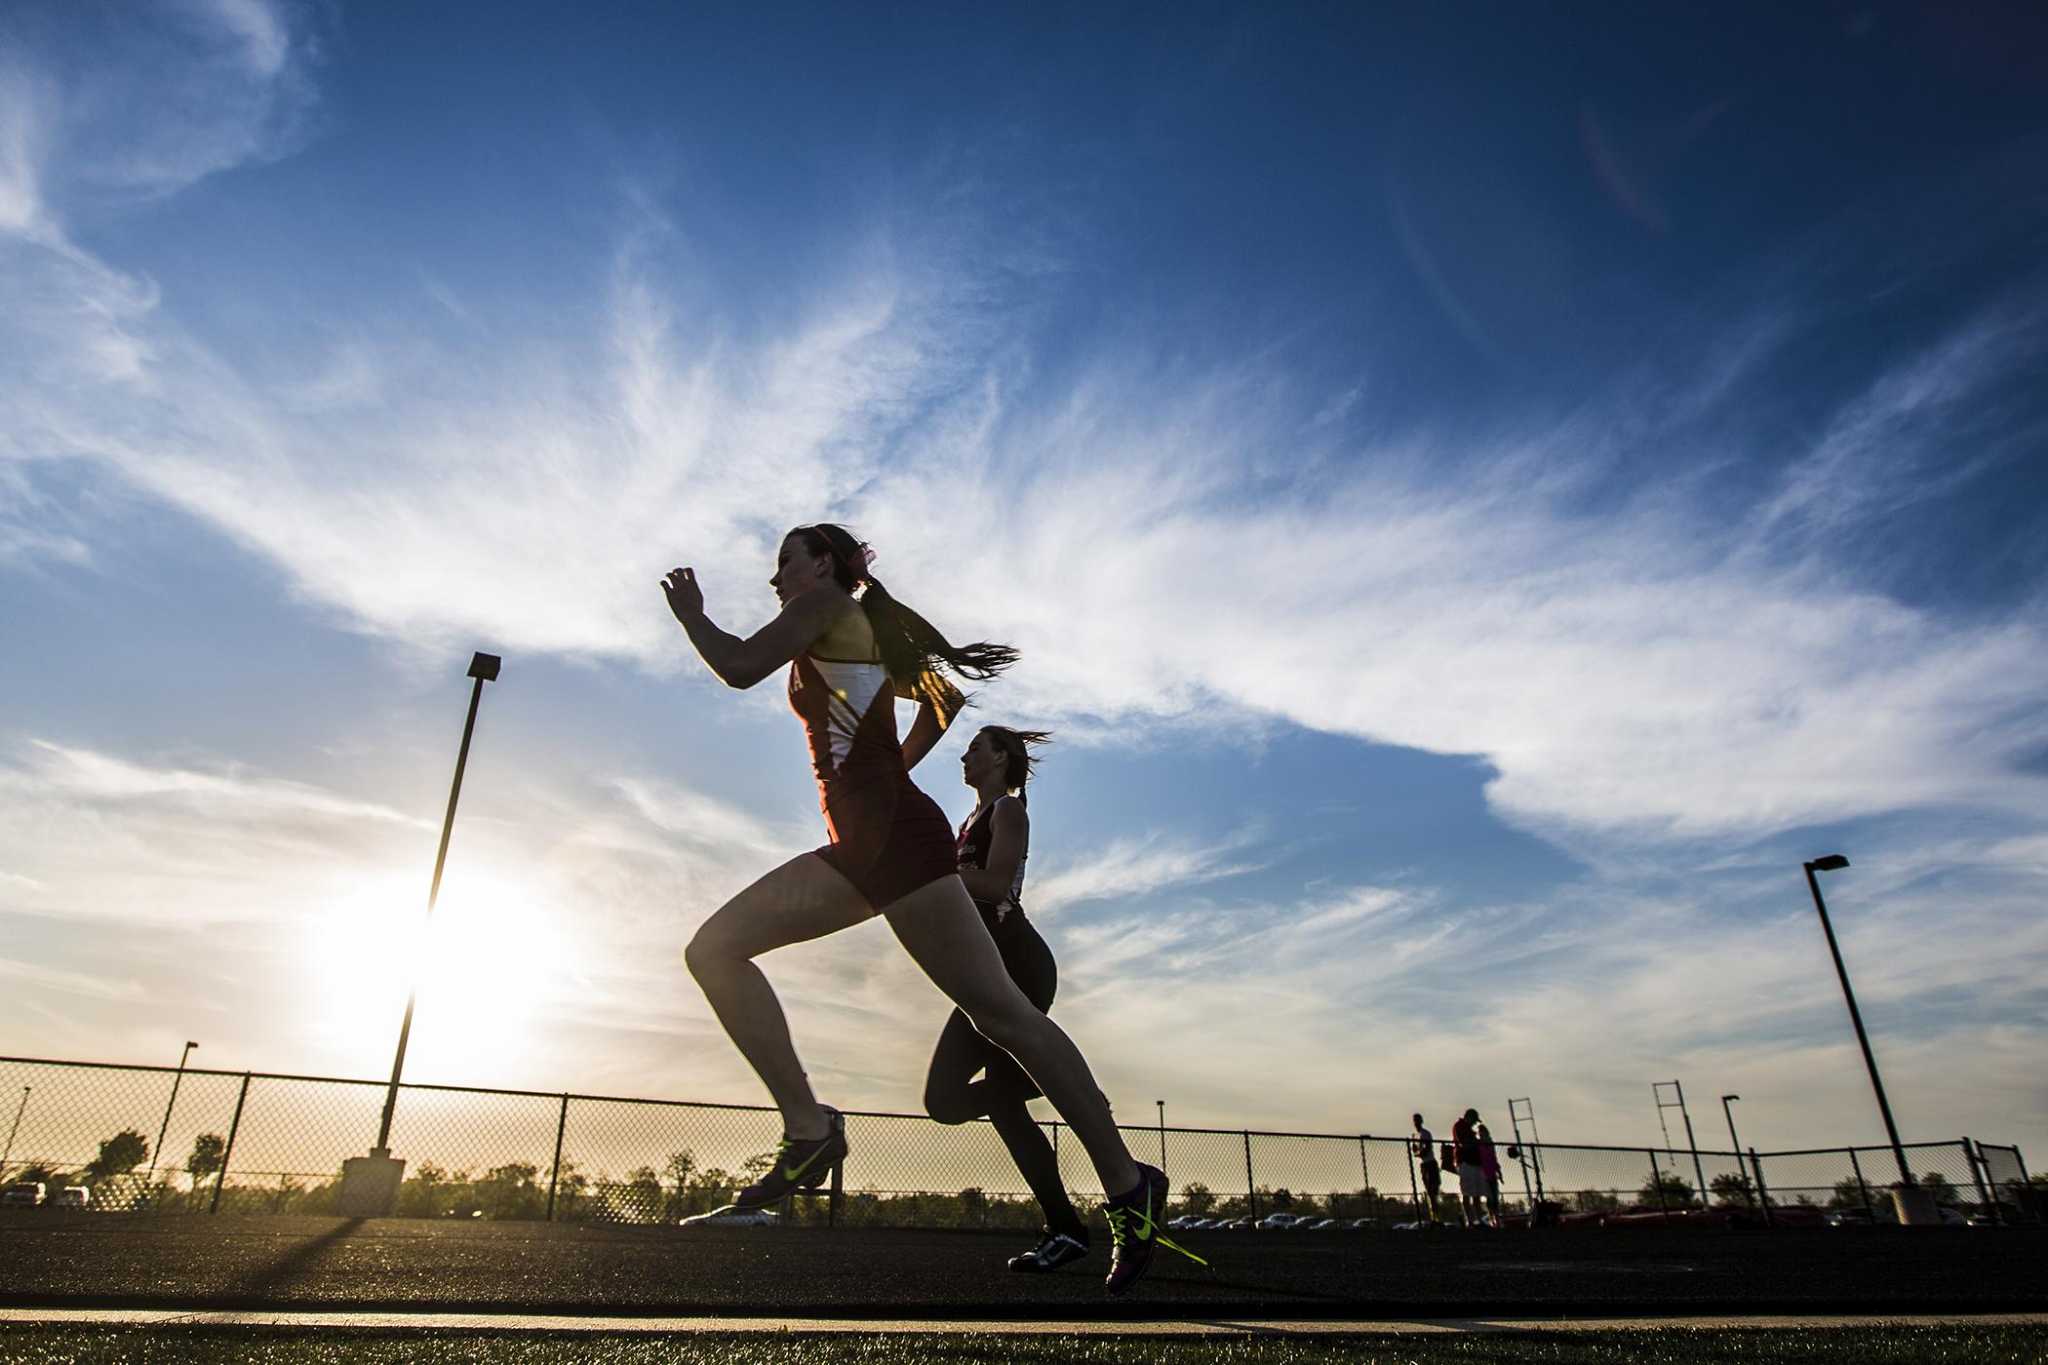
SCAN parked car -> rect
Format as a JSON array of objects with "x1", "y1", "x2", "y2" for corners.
[
  {"x1": 1255, "y1": 1212, "x2": 1300, "y2": 1230},
  {"x1": 1823, "y1": 1208, "x2": 1875, "y2": 1227},
  {"x1": 3, "y1": 1181, "x2": 46, "y2": 1207},
  {"x1": 53, "y1": 1186, "x2": 89, "y2": 1209},
  {"x1": 1302, "y1": 1217, "x2": 1338, "y2": 1230},
  {"x1": 679, "y1": 1206, "x2": 777, "y2": 1227},
  {"x1": 1346, "y1": 1218, "x2": 1379, "y2": 1230}
]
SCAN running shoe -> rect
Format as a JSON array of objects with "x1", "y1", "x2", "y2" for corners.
[
  {"x1": 1007, "y1": 1229, "x2": 1089, "y2": 1273},
  {"x1": 731, "y1": 1107, "x2": 846, "y2": 1211},
  {"x1": 1104, "y1": 1162, "x2": 1211, "y2": 1295}
]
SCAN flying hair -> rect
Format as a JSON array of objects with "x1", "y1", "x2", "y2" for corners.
[
  {"x1": 790, "y1": 524, "x2": 1019, "y2": 728},
  {"x1": 980, "y1": 726, "x2": 1053, "y2": 808}
]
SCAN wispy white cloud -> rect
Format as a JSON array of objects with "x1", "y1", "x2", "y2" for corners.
[
  {"x1": 0, "y1": 956, "x2": 145, "y2": 1002},
  {"x1": 1031, "y1": 830, "x2": 1266, "y2": 916}
]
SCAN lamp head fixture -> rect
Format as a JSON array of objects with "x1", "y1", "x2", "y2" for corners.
[{"x1": 1806, "y1": 854, "x2": 1850, "y2": 873}]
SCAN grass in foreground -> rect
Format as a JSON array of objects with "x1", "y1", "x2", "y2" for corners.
[{"x1": 3, "y1": 1326, "x2": 2046, "y2": 1365}]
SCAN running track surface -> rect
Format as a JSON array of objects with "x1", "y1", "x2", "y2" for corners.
[{"x1": 2, "y1": 1215, "x2": 2042, "y2": 1320}]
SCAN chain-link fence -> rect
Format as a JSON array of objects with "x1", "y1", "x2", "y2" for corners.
[{"x1": 0, "y1": 1055, "x2": 2035, "y2": 1227}]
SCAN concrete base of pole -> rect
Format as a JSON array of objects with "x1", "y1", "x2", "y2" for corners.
[
  {"x1": 336, "y1": 1149, "x2": 405, "y2": 1218},
  {"x1": 1890, "y1": 1183, "x2": 1941, "y2": 1226}
]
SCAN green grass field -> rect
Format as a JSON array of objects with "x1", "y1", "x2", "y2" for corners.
[{"x1": 3, "y1": 1325, "x2": 2045, "y2": 1364}]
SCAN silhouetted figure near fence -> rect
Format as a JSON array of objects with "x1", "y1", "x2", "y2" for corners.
[
  {"x1": 920, "y1": 725, "x2": 1091, "y2": 1273},
  {"x1": 664, "y1": 525, "x2": 1191, "y2": 1295},
  {"x1": 1411, "y1": 1113, "x2": 1442, "y2": 1223},
  {"x1": 1476, "y1": 1120, "x2": 1503, "y2": 1227},
  {"x1": 1453, "y1": 1107, "x2": 1486, "y2": 1228}
]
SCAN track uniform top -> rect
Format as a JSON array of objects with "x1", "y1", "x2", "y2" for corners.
[
  {"x1": 788, "y1": 647, "x2": 956, "y2": 910},
  {"x1": 956, "y1": 797, "x2": 1029, "y2": 927}
]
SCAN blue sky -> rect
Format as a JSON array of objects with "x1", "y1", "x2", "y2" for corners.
[{"x1": 3, "y1": 1, "x2": 2045, "y2": 1158}]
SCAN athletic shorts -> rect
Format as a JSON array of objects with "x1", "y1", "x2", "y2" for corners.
[
  {"x1": 813, "y1": 772, "x2": 958, "y2": 911},
  {"x1": 1458, "y1": 1163, "x2": 1486, "y2": 1198}
]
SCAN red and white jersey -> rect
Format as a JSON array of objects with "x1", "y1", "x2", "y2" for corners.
[{"x1": 788, "y1": 650, "x2": 899, "y2": 786}]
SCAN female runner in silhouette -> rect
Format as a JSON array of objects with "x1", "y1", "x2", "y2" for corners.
[
  {"x1": 919, "y1": 725, "x2": 1093, "y2": 1273},
  {"x1": 663, "y1": 524, "x2": 1180, "y2": 1294}
]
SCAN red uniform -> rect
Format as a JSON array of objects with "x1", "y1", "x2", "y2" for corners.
[{"x1": 789, "y1": 649, "x2": 956, "y2": 909}]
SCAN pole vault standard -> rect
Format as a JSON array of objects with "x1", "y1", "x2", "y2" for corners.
[
  {"x1": 338, "y1": 651, "x2": 500, "y2": 1217},
  {"x1": 1653, "y1": 1080, "x2": 1710, "y2": 1210}
]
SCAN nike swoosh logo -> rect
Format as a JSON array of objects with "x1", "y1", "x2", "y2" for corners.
[{"x1": 781, "y1": 1147, "x2": 829, "y2": 1182}]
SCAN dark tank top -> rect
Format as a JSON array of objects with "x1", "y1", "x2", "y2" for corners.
[{"x1": 956, "y1": 799, "x2": 1028, "y2": 927}]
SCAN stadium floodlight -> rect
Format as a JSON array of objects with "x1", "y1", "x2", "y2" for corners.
[{"x1": 1801, "y1": 854, "x2": 1912, "y2": 1187}]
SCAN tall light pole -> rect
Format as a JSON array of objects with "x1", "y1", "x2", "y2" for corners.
[
  {"x1": 145, "y1": 1042, "x2": 198, "y2": 1194},
  {"x1": 2, "y1": 1086, "x2": 27, "y2": 1177},
  {"x1": 374, "y1": 651, "x2": 501, "y2": 1153},
  {"x1": 1155, "y1": 1100, "x2": 1167, "y2": 1167},
  {"x1": 1803, "y1": 855, "x2": 1912, "y2": 1186},
  {"x1": 1720, "y1": 1094, "x2": 1752, "y2": 1208}
]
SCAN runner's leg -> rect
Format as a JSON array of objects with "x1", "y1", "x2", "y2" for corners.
[
  {"x1": 883, "y1": 875, "x2": 1141, "y2": 1197},
  {"x1": 685, "y1": 852, "x2": 873, "y2": 1139}
]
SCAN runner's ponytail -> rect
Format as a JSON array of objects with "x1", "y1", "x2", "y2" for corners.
[
  {"x1": 981, "y1": 726, "x2": 1052, "y2": 807},
  {"x1": 793, "y1": 524, "x2": 1019, "y2": 728}
]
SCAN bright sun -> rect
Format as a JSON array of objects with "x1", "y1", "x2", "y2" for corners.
[{"x1": 307, "y1": 867, "x2": 569, "y2": 1078}]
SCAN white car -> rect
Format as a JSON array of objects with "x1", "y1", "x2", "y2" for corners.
[
  {"x1": 1255, "y1": 1212, "x2": 1300, "y2": 1230},
  {"x1": 3, "y1": 1182, "x2": 45, "y2": 1207},
  {"x1": 54, "y1": 1186, "x2": 89, "y2": 1209},
  {"x1": 679, "y1": 1206, "x2": 779, "y2": 1227}
]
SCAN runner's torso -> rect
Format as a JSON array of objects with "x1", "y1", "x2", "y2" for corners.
[
  {"x1": 786, "y1": 603, "x2": 907, "y2": 795},
  {"x1": 957, "y1": 798, "x2": 1028, "y2": 926}
]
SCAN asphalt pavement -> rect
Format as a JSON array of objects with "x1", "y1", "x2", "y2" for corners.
[{"x1": 2, "y1": 1213, "x2": 2041, "y2": 1321}]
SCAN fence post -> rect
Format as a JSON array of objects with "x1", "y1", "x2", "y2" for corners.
[
  {"x1": 1243, "y1": 1131, "x2": 1258, "y2": 1221},
  {"x1": 209, "y1": 1073, "x2": 251, "y2": 1216},
  {"x1": 1405, "y1": 1139, "x2": 1419, "y2": 1218},
  {"x1": 1516, "y1": 1141, "x2": 1534, "y2": 1219},
  {"x1": 1749, "y1": 1147, "x2": 1773, "y2": 1228},
  {"x1": 1963, "y1": 1139, "x2": 1998, "y2": 1225},
  {"x1": 1649, "y1": 1151, "x2": 1669, "y2": 1216},
  {"x1": 545, "y1": 1094, "x2": 568, "y2": 1222},
  {"x1": 1848, "y1": 1147, "x2": 1875, "y2": 1222},
  {"x1": 1358, "y1": 1137, "x2": 1370, "y2": 1220},
  {"x1": 828, "y1": 1152, "x2": 842, "y2": 1229}
]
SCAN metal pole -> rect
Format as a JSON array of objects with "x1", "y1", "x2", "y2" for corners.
[
  {"x1": 1964, "y1": 1139, "x2": 1997, "y2": 1225},
  {"x1": 210, "y1": 1074, "x2": 250, "y2": 1215},
  {"x1": 1803, "y1": 860, "x2": 1912, "y2": 1186},
  {"x1": 376, "y1": 654, "x2": 499, "y2": 1153},
  {"x1": 1749, "y1": 1147, "x2": 1773, "y2": 1228},
  {"x1": 1155, "y1": 1101, "x2": 1166, "y2": 1168},
  {"x1": 1, "y1": 1086, "x2": 27, "y2": 1178},
  {"x1": 1674, "y1": 1081, "x2": 1708, "y2": 1210},
  {"x1": 546, "y1": 1095, "x2": 569, "y2": 1222},
  {"x1": 1649, "y1": 1151, "x2": 1669, "y2": 1216},
  {"x1": 1359, "y1": 1137, "x2": 1371, "y2": 1219},
  {"x1": 1243, "y1": 1131, "x2": 1258, "y2": 1221},
  {"x1": 1405, "y1": 1136, "x2": 1419, "y2": 1217},
  {"x1": 1721, "y1": 1095, "x2": 1751, "y2": 1209},
  {"x1": 1848, "y1": 1147, "x2": 1875, "y2": 1222},
  {"x1": 1509, "y1": 1098, "x2": 1545, "y2": 1202},
  {"x1": 145, "y1": 1042, "x2": 197, "y2": 1197}
]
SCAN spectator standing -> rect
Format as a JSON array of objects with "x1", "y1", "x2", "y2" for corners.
[
  {"x1": 1452, "y1": 1108, "x2": 1487, "y2": 1228},
  {"x1": 1410, "y1": 1114, "x2": 1441, "y2": 1224},
  {"x1": 1476, "y1": 1121, "x2": 1503, "y2": 1227}
]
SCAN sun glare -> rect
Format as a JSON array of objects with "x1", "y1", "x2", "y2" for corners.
[{"x1": 307, "y1": 868, "x2": 570, "y2": 1079}]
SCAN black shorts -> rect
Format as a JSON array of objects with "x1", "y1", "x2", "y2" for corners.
[{"x1": 947, "y1": 904, "x2": 1057, "y2": 1097}]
